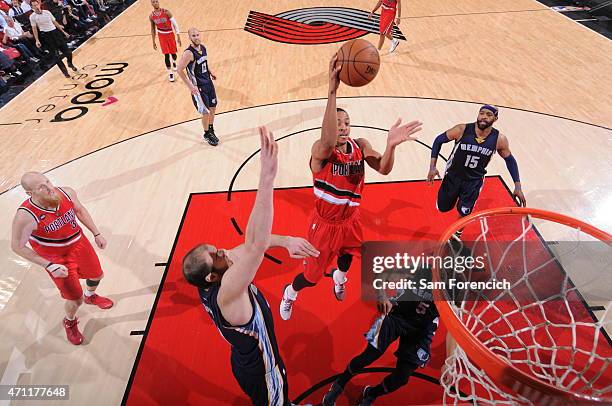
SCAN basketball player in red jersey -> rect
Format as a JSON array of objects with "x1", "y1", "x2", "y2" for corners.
[
  {"x1": 11, "y1": 172, "x2": 113, "y2": 345},
  {"x1": 279, "y1": 55, "x2": 422, "y2": 320},
  {"x1": 149, "y1": 0, "x2": 181, "y2": 82},
  {"x1": 369, "y1": 0, "x2": 401, "y2": 53}
]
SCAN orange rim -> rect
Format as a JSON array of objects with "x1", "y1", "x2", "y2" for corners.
[{"x1": 434, "y1": 207, "x2": 612, "y2": 404}]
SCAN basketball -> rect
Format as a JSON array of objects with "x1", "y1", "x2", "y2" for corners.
[{"x1": 337, "y1": 39, "x2": 380, "y2": 87}]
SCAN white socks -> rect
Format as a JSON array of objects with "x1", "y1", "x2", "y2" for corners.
[
  {"x1": 333, "y1": 270, "x2": 347, "y2": 285},
  {"x1": 84, "y1": 290, "x2": 95, "y2": 297},
  {"x1": 285, "y1": 285, "x2": 298, "y2": 300}
]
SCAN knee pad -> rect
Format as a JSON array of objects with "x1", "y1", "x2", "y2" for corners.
[
  {"x1": 337, "y1": 254, "x2": 352, "y2": 272},
  {"x1": 292, "y1": 273, "x2": 316, "y2": 291},
  {"x1": 86, "y1": 279, "x2": 101, "y2": 287}
]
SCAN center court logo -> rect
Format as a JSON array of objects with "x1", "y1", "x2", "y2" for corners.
[{"x1": 244, "y1": 7, "x2": 406, "y2": 45}]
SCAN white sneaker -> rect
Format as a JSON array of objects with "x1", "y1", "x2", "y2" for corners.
[
  {"x1": 332, "y1": 269, "x2": 347, "y2": 301},
  {"x1": 389, "y1": 38, "x2": 399, "y2": 53},
  {"x1": 280, "y1": 284, "x2": 296, "y2": 320},
  {"x1": 168, "y1": 72, "x2": 175, "y2": 82}
]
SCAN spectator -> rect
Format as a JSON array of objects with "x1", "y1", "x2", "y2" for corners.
[
  {"x1": 2, "y1": 16, "x2": 40, "y2": 58},
  {"x1": 0, "y1": 47, "x2": 23, "y2": 79},
  {"x1": 0, "y1": 75, "x2": 8, "y2": 95},
  {"x1": 62, "y1": 4, "x2": 88, "y2": 38},
  {"x1": 29, "y1": 0, "x2": 76, "y2": 77},
  {"x1": 67, "y1": 0, "x2": 94, "y2": 23},
  {"x1": 1, "y1": 0, "x2": 131, "y2": 105},
  {"x1": 46, "y1": 0, "x2": 66, "y2": 22},
  {"x1": 8, "y1": 0, "x2": 32, "y2": 31},
  {"x1": 1, "y1": 39, "x2": 37, "y2": 63},
  {"x1": 1, "y1": 10, "x2": 9, "y2": 28}
]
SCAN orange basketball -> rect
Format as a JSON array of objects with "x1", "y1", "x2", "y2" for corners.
[{"x1": 337, "y1": 39, "x2": 380, "y2": 87}]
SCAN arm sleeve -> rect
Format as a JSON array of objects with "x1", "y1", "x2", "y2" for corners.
[
  {"x1": 503, "y1": 154, "x2": 520, "y2": 182},
  {"x1": 431, "y1": 133, "x2": 452, "y2": 158},
  {"x1": 170, "y1": 16, "x2": 179, "y2": 33}
]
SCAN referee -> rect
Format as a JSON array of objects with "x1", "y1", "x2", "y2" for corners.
[{"x1": 29, "y1": 0, "x2": 77, "y2": 78}]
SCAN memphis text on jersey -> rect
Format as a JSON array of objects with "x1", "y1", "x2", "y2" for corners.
[
  {"x1": 459, "y1": 143, "x2": 494, "y2": 157},
  {"x1": 332, "y1": 160, "x2": 364, "y2": 176}
]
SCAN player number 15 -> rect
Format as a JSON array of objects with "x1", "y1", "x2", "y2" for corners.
[{"x1": 464, "y1": 155, "x2": 480, "y2": 168}]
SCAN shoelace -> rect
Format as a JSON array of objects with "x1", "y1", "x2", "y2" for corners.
[
  {"x1": 282, "y1": 298, "x2": 294, "y2": 310},
  {"x1": 65, "y1": 319, "x2": 79, "y2": 327}
]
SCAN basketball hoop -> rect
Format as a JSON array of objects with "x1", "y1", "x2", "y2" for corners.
[{"x1": 433, "y1": 207, "x2": 612, "y2": 405}]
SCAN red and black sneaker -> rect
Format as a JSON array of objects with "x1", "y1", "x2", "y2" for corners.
[
  {"x1": 84, "y1": 293, "x2": 114, "y2": 309},
  {"x1": 63, "y1": 317, "x2": 84, "y2": 345}
]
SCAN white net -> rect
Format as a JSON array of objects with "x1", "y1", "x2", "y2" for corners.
[{"x1": 438, "y1": 211, "x2": 612, "y2": 405}]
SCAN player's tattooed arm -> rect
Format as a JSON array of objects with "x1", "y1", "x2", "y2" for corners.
[{"x1": 428, "y1": 123, "x2": 465, "y2": 183}]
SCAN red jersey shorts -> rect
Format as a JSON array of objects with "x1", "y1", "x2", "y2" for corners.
[
  {"x1": 34, "y1": 237, "x2": 104, "y2": 300},
  {"x1": 158, "y1": 32, "x2": 177, "y2": 55},
  {"x1": 380, "y1": 9, "x2": 396, "y2": 35},
  {"x1": 303, "y1": 210, "x2": 363, "y2": 284}
]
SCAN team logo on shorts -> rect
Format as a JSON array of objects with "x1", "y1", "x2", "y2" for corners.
[
  {"x1": 244, "y1": 7, "x2": 406, "y2": 45},
  {"x1": 461, "y1": 206, "x2": 471, "y2": 215}
]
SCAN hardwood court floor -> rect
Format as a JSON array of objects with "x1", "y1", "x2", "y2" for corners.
[{"x1": 0, "y1": 0, "x2": 610, "y2": 405}]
